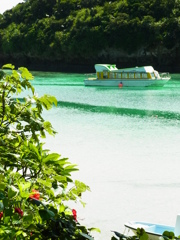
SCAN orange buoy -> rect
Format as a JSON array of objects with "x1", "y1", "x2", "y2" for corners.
[{"x1": 118, "y1": 82, "x2": 123, "y2": 88}]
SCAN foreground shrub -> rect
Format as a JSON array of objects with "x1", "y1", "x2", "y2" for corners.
[{"x1": 0, "y1": 64, "x2": 97, "y2": 239}]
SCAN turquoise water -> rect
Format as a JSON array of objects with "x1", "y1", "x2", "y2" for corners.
[{"x1": 27, "y1": 72, "x2": 180, "y2": 239}]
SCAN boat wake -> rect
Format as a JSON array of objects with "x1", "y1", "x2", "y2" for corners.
[{"x1": 58, "y1": 101, "x2": 180, "y2": 121}]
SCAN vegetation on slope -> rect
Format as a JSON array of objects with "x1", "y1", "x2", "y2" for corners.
[{"x1": 0, "y1": 0, "x2": 180, "y2": 69}]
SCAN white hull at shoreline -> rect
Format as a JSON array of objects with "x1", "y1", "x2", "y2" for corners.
[{"x1": 84, "y1": 78, "x2": 169, "y2": 87}]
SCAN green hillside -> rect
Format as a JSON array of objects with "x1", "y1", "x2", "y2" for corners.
[{"x1": 0, "y1": 0, "x2": 180, "y2": 72}]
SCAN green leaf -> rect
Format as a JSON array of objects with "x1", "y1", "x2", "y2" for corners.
[
  {"x1": 4, "y1": 216, "x2": 10, "y2": 224},
  {"x1": 22, "y1": 232, "x2": 27, "y2": 237},
  {"x1": 0, "y1": 192, "x2": 5, "y2": 200},
  {"x1": 80, "y1": 232, "x2": 94, "y2": 240},
  {"x1": 75, "y1": 180, "x2": 89, "y2": 192},
  {"x1": 54, "y1": 175, "x2": 67, "y2": 182},
  {"x1": 46, "y1": 209, "x2": 55, "y2": 217},
  {"x1": 29, "y1": 198, "x2": 42, "y2": 206},
  {"x1": 8, "y1": 186, "x2": 18, "y2": 199},
  {"x1": 88, "y1": 227, "x2": 101, "y2": 233},
  {"x1": 163, "y1": 231, "x2": 175, "y2": 239},
  {"x1": 12, "y1": 214, "x2": 22, "y2": 224},
  {"x1": 80, "y1": 200, "x2": 86, "y2": 207},
  {"x1": 39, "y1": 95, "x2": 57, "y2": 110},
  {"x1": 23, "y1": 214, "x2": 33, "y2": 224},
  {"x1": 39, "y1": 209, "x2": 51, "y2": 221},
  {"x1": 44, "y1": 95, "x2": 57, "y2": 106},
  {"x1": 59, "y1": 204, "x2": 65, "y2": 213},
  {"x1": 137, "y1": 228, "x2": 149, "y2": 240},
  {"x1": 0, "y1": 70, "x2": 5, "y2": 79},
  {"x1": 12, "y1": 70, "x2": 20, "y2": 80},
  {"x1": 4, "y1": 208, "x2": 13, "y2": 217},
  {"x1": 37, "y1": 178, "x2": 52, "y2": 188},
  {"x1": 2, "y1": 64, "x2": 15, "y2": 70},
  {"x1": 42, "y1": 153, "x2": 60, "y2": 163},
  {"x1": 18, "y1": 182, "x2": 31, "y2": 192},
  {"x1": 0, "y1": 202, "x2": 4, "y2": 211},
  {"x1": 0, "y1": 183, "x2": 6, "y2": 191},
  {"x1": 0, "y1": 229, "x2": 5, "y2": 235},
  {"x1": 18, "y1": 67, "x2": 34, "y2": 80},
  {"x1": 111, "y1": 237, "x2": 118, "y2": 240},
  {"x1": 16, "y1": 230, "x2": 23, "y2": 236},
  {"x1": 20, "y1": 192, "x2": 30, "y2": 198},
  {"x1": 43, "y1": 121, "x2": 54, "y2": 135},
  {"x1": 19, "y1": 182, "x2": 31, "y2": 191},
  {"x1": 0, "y1": 166, "x2": 5, "y2": 173},
  {"x1": 64, "y1": 164, "x2": 79, "y2": 174},
  {"x1": 18, "y1": 182, "x2": 31, "y2": 198},
  {"x1": 3, "y1": 198, "x2": 9, "y2": 207}
]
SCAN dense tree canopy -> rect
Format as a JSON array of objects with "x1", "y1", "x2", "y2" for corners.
[{"x1": 0, "y1": 0, "x2": 180, "y2": 70}]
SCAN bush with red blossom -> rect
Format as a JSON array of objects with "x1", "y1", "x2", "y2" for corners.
[
  {"x1": 72, "y1": 209, "x2": 77, "y2": 222},
  {"x1": 0, "y1": 65, "x2": 98, "y2": 240},
  {"x1": 29, "y1": 189, "x2": 40, "y2": 200},
  {"x1": 14, "y1": 207, "x2": 24, "y2": 217}
]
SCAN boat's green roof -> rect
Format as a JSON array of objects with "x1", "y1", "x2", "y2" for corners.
[{"x1": 95, "y1": 64, "x2": 155, "y2": 73}]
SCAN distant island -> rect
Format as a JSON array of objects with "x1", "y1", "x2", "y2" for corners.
[{"x1": 0, "y1": 0, "x2": 179, "y2": 72}]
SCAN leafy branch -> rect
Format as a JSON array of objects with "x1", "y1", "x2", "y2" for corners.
[{"x1": 0, "y1": 65, "x2": 98, "y2": 239}]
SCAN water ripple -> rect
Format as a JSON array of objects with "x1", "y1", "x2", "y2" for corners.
[{"x1": 58, "y1": 100, "x2": 180, "y2": 120}]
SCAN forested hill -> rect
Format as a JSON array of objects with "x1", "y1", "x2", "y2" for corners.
[{"x1": 0, "y1": 0, "x2": 180, "y2": 72}]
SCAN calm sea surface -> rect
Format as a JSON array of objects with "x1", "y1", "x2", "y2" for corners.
[{"x1": 26, "y1": 72, "x2": 180, "y2": 239}]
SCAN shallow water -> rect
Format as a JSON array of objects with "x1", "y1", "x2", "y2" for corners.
[{"x1": 25, "y1": 72, "x2": 180, "y2": 239}]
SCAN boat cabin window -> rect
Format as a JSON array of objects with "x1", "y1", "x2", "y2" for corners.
[
  {"x1": 150, "y1": 73, "x2": 155, "y2": 79},
  {"x1": 142, "y1": 73, "x2": 148, "y2": 78},
  {"x1": 135, "y1": 73, "x2": 141, "y2": 78},
  {"x1": 129, "y1": 73, "x2": 134, "y2": 78},
  {"x1": 109, "y1": 73, "x2": 113, "y2": 78},
  {"x1": 103, "y1": 70, "x2": 108, "y2": 79},
  {"x1": 117, "y1": 73, "x2": 121, "y2": 78},
  {"x1": 109, "y1": 73, "x2": 116, "y2": 78},
  {"x1": 122, "y1": 73, "x2": 128, "y2": 78}
]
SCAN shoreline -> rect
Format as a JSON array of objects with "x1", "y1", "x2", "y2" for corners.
[{"x1": 0, "y1": 56, "x2": 180, "y2": 73}]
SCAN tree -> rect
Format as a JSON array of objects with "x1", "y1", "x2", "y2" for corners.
[{"x1": 0, "y1": 64, "x2": 98, "y2": 239}]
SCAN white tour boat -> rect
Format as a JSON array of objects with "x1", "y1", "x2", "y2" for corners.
[
  {"x1": 124, "y1": 215, "x2": 180, "y2": 240},
  {"x1": 84, "y1": 64, "x2": 171, "y2": 87}
]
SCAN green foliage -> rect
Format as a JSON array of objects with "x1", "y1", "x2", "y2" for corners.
[
  {"x1": 111, "y1": 228, "x2": 180, "y2": 240},
  {"x1": 0, "y1": 0, "x2": 179, "y2": 64},
  {"x1": 111, "y1": 228, "x2": 148, "y2": 240},
  {"x1": 162, "y1": 230, "x2": 180, "y2": 240},
  {"x1": 163, "y1": 231, "x2": 175, "y2": 239},
  {"x1": 0, "y1": 65, "x2": 96, "y2": 239}
]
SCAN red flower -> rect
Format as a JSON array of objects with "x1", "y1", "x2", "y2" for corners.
[
  {"x1": 0, "y1": 212, "x2": 3, "y2": 220},
  {"x1": 29, "y1": 189, "x2": 40, "y2": 200},
  {"x1": 15, "y1": 207, "x2": 23, "y2": 217},
  {"x1": 72, "y1": 209, "x2": 77, "y2": 222}
]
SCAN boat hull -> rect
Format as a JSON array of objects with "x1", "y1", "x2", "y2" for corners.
[
  {"x1": 84, "y1": 78, "x2": 170, "y2": 87},
  {"x1": 125, "y1": 221, "x2": 175, "y2": 240}
]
